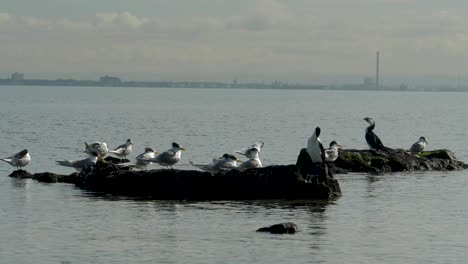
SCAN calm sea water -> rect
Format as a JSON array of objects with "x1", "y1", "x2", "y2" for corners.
[{"x1": 1, "y1": 85, "x2": 468, "y2": 263}]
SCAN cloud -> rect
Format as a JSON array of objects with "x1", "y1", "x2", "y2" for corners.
[
  {"x1": 1, "y1": 3, "x2": 468, "y2": 76},
  {"x1": 226, "y1": 0, "x2": 293, "y2": 31},
  {"x1": 95, "y1": 12, "x2": 149, "y2": 30},
  {"x1": 0, "y1": 13, "x2": 10, "y2": 24}
]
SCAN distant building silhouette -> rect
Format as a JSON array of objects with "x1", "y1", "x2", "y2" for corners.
[
  {"x1": 363, "y1": 77, "x2": 375, "y2": 86},
  {"x1": 11, "y1": 72, "x2": 24, "y2": 81},
  {"x1": 99, "y1": 75, "x2": 121, "y2": 86}
]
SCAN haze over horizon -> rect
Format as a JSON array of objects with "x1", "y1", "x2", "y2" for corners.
[{"x1": 2, "y1": 0, "x2": 467, "y2": 86}]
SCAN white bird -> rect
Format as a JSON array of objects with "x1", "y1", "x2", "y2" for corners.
[
  {"x1": 1, "y1": 149, "x2": 31, "y2": 170},
  {"x1": 135, "y1": 147, "x2": 159, "y2": 169},
  {"x1": 235, "y1": 142, "x2": 264, "y2": 171},
  {"x1": 324, "y1": 141, "x2": 343, "y2": 162},
  {"x1": 306, "y1": 127, "x2": 325, "y2": 163},
  {"x1": 140, "y1": 142, "x2": 186, "y2": 169},
  {"x1": 236, "y1": 141, "x2": 264, "y2": 156},
  {"x1": 56, "y1": 152, "x2": 98, "y2": 172},
  {"x1": 84, "y1": 141, "x2": 108, "y2": 158},
  {"x1": 190, "y1": 153, "x2": 240, "y2": 173},
  {"x1": 410, "y1": 136, "x2": 428, "y2": 153},
  {"x1": 109, "y1": 139, "x2": 133, "y2": 160}
]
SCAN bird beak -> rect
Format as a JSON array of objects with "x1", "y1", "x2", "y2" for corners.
[
  {"x1": 155, "y1": 151, "x2": 160, "y2": 154},
  {"x1": 237, "y1": 159, "x2": 243, "y2": 162},
  {"x1": 180, "y1": 148, "x2": 186, "y2": 151},
  {"x1": 337, "y1": 144, "x2": 343, "y2": 148}
]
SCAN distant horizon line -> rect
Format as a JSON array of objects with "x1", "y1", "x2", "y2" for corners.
[
  {"x1": 1, "y1": 74, "x2": 467, "y2": 92},
  {"x1": 0, "y1": 71, "x2": 466, "y2": 87}
]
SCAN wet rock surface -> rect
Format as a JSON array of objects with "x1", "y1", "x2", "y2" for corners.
[
  {"x1": 330, "y1": 149, "x2": 465, "y2": 173},
  {"x1": 74, "y1": 158, "x2": 341, "y2": 200},
  {"x1": 8, "y1": 170, "x2": 33, "y2": 179},
  {"x1": 32, "y1": 172, "x2": 79, "y2": 184},
  {"x1": 257, "y1": 222, "x2": 299, "y2": 234},
  {"x1": 8, "y1": 170, "x2": 79, "y2": 183}
]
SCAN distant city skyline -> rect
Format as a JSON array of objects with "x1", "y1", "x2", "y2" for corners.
[
  {"x1": 1, "y1": 0, "x2": 468, "y2": 85},
  {"x1": 1, "y1": 71, "x2": 466, "y2": 89}
]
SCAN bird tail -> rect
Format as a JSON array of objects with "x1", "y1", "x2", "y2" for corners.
[
  {"x1": 1, "y1": 158, "x2": 12, "y2": 164},
  {"x1": 189, "y1": 160, "x2": 209, "y2": 170},
  {"x1": 235, "y1": 150, "x2": 248, "y2": 157},
  {"x1": 189, "y1": 160, "x2": 201, "y2": 167}
]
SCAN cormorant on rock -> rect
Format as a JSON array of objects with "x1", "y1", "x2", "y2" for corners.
[
  {"x1": 306, "y1": 127, "x2": 326, "y2": 163},
  {"x1": 363, "y1": 117, "x2": 386, "y2": 151}
]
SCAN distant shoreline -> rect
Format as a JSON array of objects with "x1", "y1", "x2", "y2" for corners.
[{"x1": 1, "y1": 78, "x2": 467, "y2": 92}]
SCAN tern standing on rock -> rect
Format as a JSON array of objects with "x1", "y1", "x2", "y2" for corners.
[
  {"x1": 140, "y1": 142, "x2": 186, "y2": 169},
  {"x1": 1, "y1": 149, "x2": 31, "y2": 170},
  {"x1": 109, "y1": 139, "x2": 133, "y2": 161}
]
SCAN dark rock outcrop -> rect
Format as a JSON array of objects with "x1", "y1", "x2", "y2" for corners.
[
  {"x1": 257, "y1": 222, "x2": 299, "y2": 234},
  {"x1": 75, "y1": 155, "x2": 341, "y2": 200},
  {"x1": 32, "y1": 172, "x2": 79, "y2": 184},
  {"x1": 8, "y1": 170, "x2": 79, "y2": 183},
  {"x1": 330, "y1": 149, "x2": 465, "y2": 173},
  {"x1": 8, "y1": 170, "x2": 33, "y2": 179}
]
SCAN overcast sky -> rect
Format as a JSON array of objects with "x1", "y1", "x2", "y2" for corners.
[{"x1": 1, "y1": 0, "x2": 467, "y2": 83}]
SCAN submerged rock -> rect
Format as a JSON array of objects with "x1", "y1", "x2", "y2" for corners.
[
  {"x1": 330, "y1": 149, "x2": 465, "y2": 173},
  {"x1": 257, "y1": 222, "x2": 299, "y2": 234}
]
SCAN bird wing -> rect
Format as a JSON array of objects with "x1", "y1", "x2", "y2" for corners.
[
  {"x1": 57, "y1": 157, "x2": 93, "y2": 168},
  {"x1": 13, "y1": 153, "x2": 22, "y2": 159},
  {"x1": 155, "y1": 150, "x2": 176, "y2": 163},
  {"x1": 72, "y1": 157, "x2": 95, "y2": 169},
  {"x1": 410, "y1": 142, "x2": 423, "y2": 153},
  {"x1": 235, "y1": 149, "x2": 248, "y2": 156},
  {"x1": 218, "y1": 161, "x2": 238, "y2": 171},
  {"x1": 325, "y1": 148, "x2": 338, "y2": 162},
  {"x1": 375, "y1": 135, "x2": 385, "y2": 148},
  {"x1": 238, "y1": 159, "x2": 261, "y2": 170},
  {"x1": 366, "y1": 131, "x2": 385, "y2": 149},
  {"x1": 136, "y1": 152, "x2": 150, "y2": 160},
  {"x1": 189, "y1": 161, "x2": 213, "y2": 172},
  {"x1": 319, "y1": 142, "x2": 326, "y2": 162},
  {"x1": 56, "y1": 160, "x2": 74, "y2": 167},
  {"x1": 114, "y1": 144, "x2": 127, "y2": 151}
]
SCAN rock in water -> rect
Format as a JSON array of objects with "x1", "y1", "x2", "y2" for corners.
[
  {"x1": 256, "y1": 222, "x2": 299, "y2": 234},
  {"x1": 74, "y1": 160, "x2": 342, "y2": 200},
  {"x1": 5, "y1": 149, "x2": 343, "y2": 201},
  {"x1": 8, "y1": 170, "x2": 33, "y2": 179},
  {"x1": 331, "y1": 149, "x2": 465, "y2": 174}
]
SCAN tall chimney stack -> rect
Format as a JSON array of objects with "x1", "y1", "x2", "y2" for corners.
[{"x1": 376, "y1": 51, "x2": 380, "y2": 89}]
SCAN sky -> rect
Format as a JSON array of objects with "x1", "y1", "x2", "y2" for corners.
[{"x1": 1, "y1": 0, "x2": 467, "y2": 84}]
